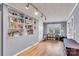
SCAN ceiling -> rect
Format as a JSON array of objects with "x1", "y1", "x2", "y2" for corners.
[{"x1": 7, "y1": 3, "x2": 75, "y2": 23}]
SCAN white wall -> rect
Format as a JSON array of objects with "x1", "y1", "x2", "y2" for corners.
[
  {"x1": 2, "y1": 4, "x2": 40, "y2": 56},
  {"x1": 66, "y1": 3, "x2": 79, "y2": 43},
  {"x1": 0, "y1": 11, "x2": 1, "y2": 56},
  {"x1": 38, "y1": 19, "x2": 43, "y2": 41},
  {"x1": 0, "y1": 4, "x2": 3, "y2": 56}
]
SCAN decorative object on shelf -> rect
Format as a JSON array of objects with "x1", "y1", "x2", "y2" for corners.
[
  {"x1": 34, "y1": 20, "x2": 36, "y2": 24},
  {"x1": 27, "y1": 25, "x2": 33, "y2": 34},
  {"x1": 34, "y1": 26, "x2": 36, "y2": 30},
  {"x1": 8, "y1": 32, "x2": 14, "y2": 39},
  {"x1": 18, "y1": 23, "x2": 24, "y2": 32}
]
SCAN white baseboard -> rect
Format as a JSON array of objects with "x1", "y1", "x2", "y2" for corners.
[{"x1": 13, "y1": 42, "x2": 40, "y2": 56}]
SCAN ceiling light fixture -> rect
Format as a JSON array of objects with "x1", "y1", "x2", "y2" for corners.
[
  {"x1": 25, "y1": 3, "x2": 29, "y2": 10},
  {"x1": 45, "y1": 17, "x2": 46, "y2": 20},
  {"x1": 41, "y1": 14, "x2": 43, "y2": 18},
  {"x1": 26, "y1": 3, "x2": 46, "y2": 20}
]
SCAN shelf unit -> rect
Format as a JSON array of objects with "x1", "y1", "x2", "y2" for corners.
[{"x1": 8, "y1": 8, "x2": 37, "y2": 39}]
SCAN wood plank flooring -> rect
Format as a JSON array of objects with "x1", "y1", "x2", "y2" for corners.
[{"x1": 17, "y1": 40, "x2": 67, "y2": 56}]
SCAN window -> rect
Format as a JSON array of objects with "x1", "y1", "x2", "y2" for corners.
[{"x1": 47, "y1": 24, "x2": 61, "y2": 36}]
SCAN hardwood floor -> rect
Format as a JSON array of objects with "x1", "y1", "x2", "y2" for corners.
[{"x1": 17, "y1": 40, "x2": 67, "y2": 56}]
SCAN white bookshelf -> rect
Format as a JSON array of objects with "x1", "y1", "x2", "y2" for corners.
[{"x1": 8, "y1": 7, "x2": 37, "y2": 39}]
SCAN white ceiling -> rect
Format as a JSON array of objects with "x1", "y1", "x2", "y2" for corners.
[{"x1": 7, "y1": 3, "x2": 75, "y2": 23}]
